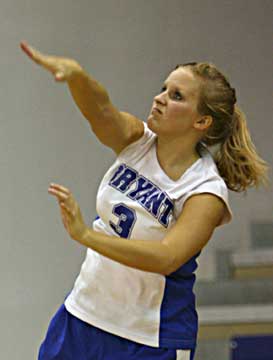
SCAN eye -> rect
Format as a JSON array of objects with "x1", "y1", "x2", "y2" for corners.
[
  {"x1": 173, "y1": 91, "x2": 183, "y2": 100},
  {"x1": 159, "y1": 86, "x2": 183, "y2": 100}
]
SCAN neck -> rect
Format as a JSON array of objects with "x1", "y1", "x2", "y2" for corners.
[{"x1": 155, "y1": 135, "x2": 201, "y2": 174}]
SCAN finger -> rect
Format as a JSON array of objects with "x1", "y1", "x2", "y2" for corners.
[
  {"x1": 60, "y1": 202, "x2": 74, "y2": 217},
  {"x1": 20, "y1": 41, "x2": 59, "y2": 75},
  {"x1": 20, "y1": 41, "x2": 47, "y2": 66},
  {"x1": 48, "y1": 188, "x2": 69, "y2": 202},
  {"x1": 49, "y1": 183, "x2": 70, "y2": 195},
  {"x1": 61, "y1": 201, "x2": 76, "y2": 217},
  {"x1": 20, "y1": 41, "x2": 33, "y2": 58}
]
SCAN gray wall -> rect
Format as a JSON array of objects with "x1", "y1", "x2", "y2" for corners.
[{"x1": 1, "y1": 0, "x2": 272, "y2": 358}]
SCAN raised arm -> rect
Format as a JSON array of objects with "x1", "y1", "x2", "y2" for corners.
[{"x1": 20, "y1": 41, "x2": 144, "y2": 155}]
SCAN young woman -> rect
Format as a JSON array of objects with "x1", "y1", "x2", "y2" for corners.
[{"x1": 21, "y1": 42, "x2": 269, "y2": 360}]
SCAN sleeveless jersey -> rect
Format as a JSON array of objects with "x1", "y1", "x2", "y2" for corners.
[{"x1": 64, "y1": 121, "x2": 233, "y2": 349}]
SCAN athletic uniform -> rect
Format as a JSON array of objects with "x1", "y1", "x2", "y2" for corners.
[{"x1": 39, "y1": 121, "x2": 233, "y2": 360}]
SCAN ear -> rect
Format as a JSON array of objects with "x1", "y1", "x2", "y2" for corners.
[{"x1": 194, "y1": 115, "x2": 213, "y2": 131}]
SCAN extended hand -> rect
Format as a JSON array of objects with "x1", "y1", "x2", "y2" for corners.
[
  {"x1": 48, "y1": 183, "x2": 87, "y2": 243},
  {"x1": 20, "y1": 41, "x2": 82, "y2": 82}
]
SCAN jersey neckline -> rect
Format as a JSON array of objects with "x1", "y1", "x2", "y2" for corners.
[{"x1": 152, "y1": 137, "x2": 203, "y2": 184}]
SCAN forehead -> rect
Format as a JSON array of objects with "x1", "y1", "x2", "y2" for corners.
[{"x1": 165, "y1": 67, "x2": 200, "y2": 98}]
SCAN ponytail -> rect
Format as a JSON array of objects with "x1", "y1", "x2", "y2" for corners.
[
  {"x1": 176, "y1": 62, "x2": 270, "y2": 193},
  {"x1": 214, "y1": 105, "x2": 270, "y2": 192}
]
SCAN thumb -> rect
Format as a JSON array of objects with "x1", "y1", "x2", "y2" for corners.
[{"x1": 55, "y1": 71, "x2": 65, "y2": 82}]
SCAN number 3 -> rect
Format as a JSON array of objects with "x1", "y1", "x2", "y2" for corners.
[{"x1": 109, "y1": 203, "x2": 137, "y2": 238}]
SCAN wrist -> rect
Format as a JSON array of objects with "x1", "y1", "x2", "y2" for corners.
[{"x1": 80, "y1": 226, "x2": 92, "y2": 247}]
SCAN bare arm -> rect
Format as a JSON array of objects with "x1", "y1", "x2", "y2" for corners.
[
  {"x1": 68, "y1": 70, "x2": 144, "y2": 154},
  {"x1": 76, "y1": 194, "x2": 225, "y2": 275},
  {"x1": 20, "y1": 41, "x2": 144, "y2": 154},
  {"x1": 48, "y1": 184, "x2": 225, "y2": 275}
]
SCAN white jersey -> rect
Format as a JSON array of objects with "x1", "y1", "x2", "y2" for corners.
[{"x1": 64, "y1": 121, "x2": 233, "y2": 349}]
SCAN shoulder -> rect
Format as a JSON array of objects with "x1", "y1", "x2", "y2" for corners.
[
  {"x1": 116, "y1": 120, "x2": 156, "y2": 160},
  {"x1": 181, "y1": 191, "x2": 227, "y2": 227},
  {"x1": 112, "y1": 112, "x2": 145, "y2": 155},
  {"x1": 175, "y1": 147, "x2": 233, "y2": 226}
]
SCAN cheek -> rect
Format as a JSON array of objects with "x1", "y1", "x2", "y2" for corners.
[{"x1": 168, "y1": 103, "x2": 192, "y2": 121}]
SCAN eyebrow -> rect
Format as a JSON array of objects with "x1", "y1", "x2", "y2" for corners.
[
  {"x1": 163, "y1": 81, "x2": 187, "y2": 97},
  {"x1": 163, "y1": 81, "x2": 185, "y2": 93}
]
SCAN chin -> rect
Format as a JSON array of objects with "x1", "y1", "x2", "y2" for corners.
[{"x1": 147, "y1": 116, "x2": 158, "y2": 133}]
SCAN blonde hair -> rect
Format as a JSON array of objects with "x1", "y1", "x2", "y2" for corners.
[{"x1": 175, "y1": 62, "x2": 270, "y2": 193}]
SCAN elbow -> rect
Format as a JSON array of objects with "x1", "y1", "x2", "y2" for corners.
[
  {"x1": 162, "y1": 266, "x2": 176, "y2": 276},
  {"x1": 163, "y1": 264, "x2": 176, "y2": 276}
]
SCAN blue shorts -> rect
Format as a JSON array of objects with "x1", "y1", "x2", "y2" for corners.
[{"x1": 38, "y1": 303, "x2": 196, "y2": 360}]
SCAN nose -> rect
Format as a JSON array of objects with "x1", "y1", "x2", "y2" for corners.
[{"x1": 154, "y1": 89, "x2": 167, "y2": 106}]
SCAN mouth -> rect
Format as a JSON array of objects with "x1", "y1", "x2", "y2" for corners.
[{"x1": 152, "y1": 107, "x2": 162, "y2": 114}]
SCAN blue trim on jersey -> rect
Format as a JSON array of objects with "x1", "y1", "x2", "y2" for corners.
[{"x1": 159, "y1": 251, "x2": 201, "y2": 349}]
